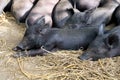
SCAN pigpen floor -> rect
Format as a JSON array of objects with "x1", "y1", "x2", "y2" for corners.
[{"x1": 0, "y1": 12, "x2": 120, "y2": 80}]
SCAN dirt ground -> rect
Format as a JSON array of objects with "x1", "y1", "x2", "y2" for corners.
[{"x1": 0, "y1": 12, "x2": 120, "y2": 80}]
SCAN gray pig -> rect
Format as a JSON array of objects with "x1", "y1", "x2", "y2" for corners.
[
  {"x1": 52, "y1": 0, "x2": 119, "y2": 29},
  {"x1": 66, "y1": 0, "x2": 119, "y2": 29},
  {"x1": 79, "y1": 26, "x2": 120, "y2": 61},
  {"x1": 12, "y1": 17, "x2": 103, "y2": 58},
  {"x1": 112, "y1": 5, "x2": 120, "y2": 25}
]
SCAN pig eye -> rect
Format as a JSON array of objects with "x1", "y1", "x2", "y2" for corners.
[
  {"x1": 35, "y1": 28, "x2": 42, "y2": 34},
  {"x1": 80, "y1": 47, "x2": 84, "y2": 50}
]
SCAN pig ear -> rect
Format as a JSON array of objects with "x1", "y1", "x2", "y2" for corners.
[
  {"x1": 98, "y1": 24, "x2": 104, "y2": 36},
  {"x1": 25, "y1": 16, "x2": 45, "y2": 28},
  {"x1": 66, "y1": 8, "x2": 74, "y2": 15},
  {"x1": 85, "y1": 8, "x2": 96, "y2": 23},
  {"x1": 105, "y1": 34, "x2": 119, "y2": 49},
  {"x1": 38, "y1": 23, "x2": 50, "y2": 35}
]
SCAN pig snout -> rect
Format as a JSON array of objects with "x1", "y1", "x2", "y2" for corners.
[
  {"x1": 12, "y1": 44, "x2": 25, "y2": 51},
  {"x1": 78, "y1": 52, "x2": 93, "y2": 61}
]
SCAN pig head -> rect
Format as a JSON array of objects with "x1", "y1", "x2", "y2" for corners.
[{"x1": 79, "y1": 26, "x2": 120, "y2": 61}]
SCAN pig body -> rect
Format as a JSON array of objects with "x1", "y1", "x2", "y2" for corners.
[
  {"x1": 12, "y1": 17, "x2": 103, "y2": 58},
  {"x1": 26, "y1": 0, "x2": 59, "y2": 28},
  {"x1": 79, "y1": 26, "x2": 120, "y2": 61},
  {"x1": 75, "y1": 0, "x2": 101, "y2": 11},
  {"x1": 11, "y1": 0, "x2": 36, "y2": 23},
  {"x1": 52, "y1": 0, "x2": 74, "y2": 28}
]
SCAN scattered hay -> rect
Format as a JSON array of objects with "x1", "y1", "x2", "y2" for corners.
[{"x1": 0, "y1": 12, "x2": 120, "y2": 80}]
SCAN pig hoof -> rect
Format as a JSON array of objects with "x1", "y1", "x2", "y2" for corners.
[{"x1": 11, "y1": 52, "x2": 27, "y2": 58}]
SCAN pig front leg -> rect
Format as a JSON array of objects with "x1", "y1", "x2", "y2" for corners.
[
  {"x1": 12, "y1": 40, "x2": 56, "y2": 58},
  {"x1": 12, "y1": 49, "x2": 48, "y2": 58}
]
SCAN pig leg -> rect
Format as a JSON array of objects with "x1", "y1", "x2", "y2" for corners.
[{"x1": 12, "y1": 40, "x2": 56, "y2": 58}]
